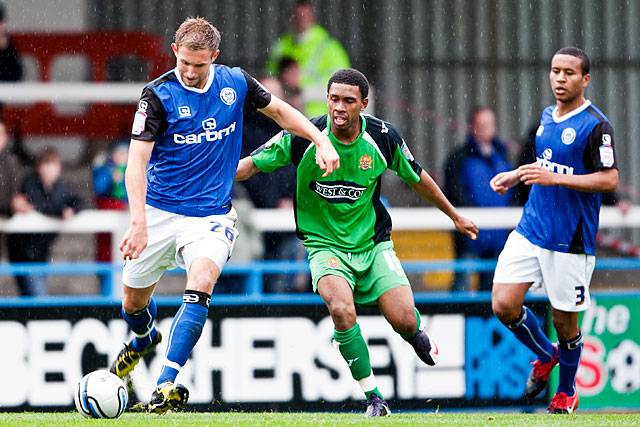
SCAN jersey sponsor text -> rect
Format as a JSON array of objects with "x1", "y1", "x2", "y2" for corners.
[
  {"x1": 310, "y1": 180, "x2": 366, "y2": 203},
  {"x1": 537, "y1": 156, "x2": 574, "y2": 175},
  {"x1": 174, "y1": 120, "x2": 237, "y2": 145}
]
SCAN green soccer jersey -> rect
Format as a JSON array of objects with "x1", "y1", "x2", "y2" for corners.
[{"x1": 251, "y1": 114, "x2": 423, "y2": 252}]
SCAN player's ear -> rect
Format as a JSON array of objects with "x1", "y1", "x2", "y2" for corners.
[
  {"x1": 211, "y1": 49, "x2": 220, "y2": 62},
  {"x1": 582, "y1": 73, "x2": 591, "y2": 88},
  {"x1": 361, "y1": 97, "x2": 368, "y2": 112},
  {"x1": 171, "y1": 43, "x2": 179, "y2": 57}
]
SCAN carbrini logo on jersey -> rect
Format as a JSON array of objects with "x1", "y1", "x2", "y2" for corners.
[
  {"x1": 310, "y1": 180, "x2": 366, "y2": 204},
  {"x1": 536, "y1": 152, "x2": 574, "y2": 175},
  {"x1": 173, "y1": 117, "x2": 237, "y2": 144}
]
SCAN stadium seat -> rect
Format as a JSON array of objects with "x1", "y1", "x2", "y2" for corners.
[
  {"x1": 391, "y1": 230, "x2": 455, "y2": 290},
  {"x1": 3, "y1": 31, "x2": 172, "y2": 138}
]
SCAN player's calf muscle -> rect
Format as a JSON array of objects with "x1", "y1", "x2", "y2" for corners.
[
  {"x1": 551, "y1": 309, "x2": 579, "y2": 340},
  {"x1": 387, "y1": 310, "x2": 416, "y2": 335},
  {"x1": 122, "y1": 286, "x2": 153, "y2": 313}
]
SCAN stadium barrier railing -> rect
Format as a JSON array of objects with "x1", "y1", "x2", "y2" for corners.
[
  {"x1": 1, "y1": 206, "x2": 638, "y2": 299},
  {"x1": 1, "y1": 257, "x2": 639, "y2": 301}
]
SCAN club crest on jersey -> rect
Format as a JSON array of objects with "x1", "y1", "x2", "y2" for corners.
[
  {"x1": 561, "y1": 127, "x2": 576, "y2": 145},
  {"x1": 542, "y1": 148, "x2": 552, "y2": 160},
  {"x1": 178, "y1": 106, "x2": 191, "y2": 117},
  {"x1": 359, "y1": 154, "x2": 372, "y2": 170},
  {"x1": 220, "y1": 87, "x2": 237, "y2": 106},
  {"x1": 327, "y1": 257, "x2": 340, "y2": 268}
]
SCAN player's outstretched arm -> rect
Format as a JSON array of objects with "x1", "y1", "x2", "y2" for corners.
[
  {"x1": 490, "y1": 169, "x2": 520, "y2": 195},
  {"x1": 518, "y1": 162, "x2": 618, "y2": 193},
  {"x1": 120, "y1": 139, "x2": 154, "y2": 260},
  {"x1": 259, "y1": 95, "x2": 339, "y2": 177},
  {"x1": 235, "y1": 157, "x2": 260, "y2": 181},
  {"x1": 411, "y1": 170, "x2": 478, "y2": 240}
]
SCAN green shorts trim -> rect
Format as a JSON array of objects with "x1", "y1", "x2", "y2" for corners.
[{"x1": 307, "y1": 240, "x2": 410, "y2": 306}]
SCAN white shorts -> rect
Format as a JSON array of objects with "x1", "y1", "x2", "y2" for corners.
[
  {"x1": 493, "y1": 231, "x2": 595, "y2": 312},
  {"x1": 122, "y1": 205, "x2": 239, "y2": 289}
]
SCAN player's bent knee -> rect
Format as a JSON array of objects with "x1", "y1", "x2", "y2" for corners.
[
  {"x1": 491, "y1": 295, "x2": 519, "y2": 323},
  {"x1": 328, "y1": 300, "x2": 356, "y2": 328}
]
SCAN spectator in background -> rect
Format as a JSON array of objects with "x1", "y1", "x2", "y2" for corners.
[
  {"x1": 444, "y1": 107, "x2": 513, "y2": 292},
  {"x1": 278, "y1": 56, "x2": 304, "y2": 112},
  {"x1": 7, "y1": 147, "x2": 82, "y2": 296},
  {"x1": 0, "y1": 118, "x2": 28, "y2": 265},
  {"x1": 93, "y1": 141, "x2": 128, "y2": 261},
  {"x1": 0, "y1": 1, "x2": 23, "y2": 82},
  {"x1": 266, "y1": 0, "x2": 350, "y2": 117},
  {"x1": 513, "y1": 125, "x2": 537, "y2": 206},
  {"x1": 241, "y1": 76, "x2": 308, "y2": 292},
  {"x1": 0, "y1": 118, "x2": 20, "y2": 219}
]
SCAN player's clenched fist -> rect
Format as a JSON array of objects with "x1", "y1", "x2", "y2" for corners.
[
  {"x1": 490, "y1": 170, "x2": 520, "y2": 195},
  {"x1": 315, "y1": 137, "x2": 340, "y2": 177},
  {"x1": 518, "y1": 163, "x2": 557, "y2": 186},
  {"x1": 120, "y1": 223, "x2": 148, "y2": 260}
]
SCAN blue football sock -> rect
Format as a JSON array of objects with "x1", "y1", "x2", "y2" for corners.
[
  {"x1": 504, "y1": 306, "x2": 555, "y2": 363},
  {"x1": 557, "y1": 332, "x2": 583, "y2": 396},
  {"x1": 122, "y1": 298, "x2": 158, "y2": 352},
  {"x1": 157, "y1": 290, "x2": 210, "y2": 385}
]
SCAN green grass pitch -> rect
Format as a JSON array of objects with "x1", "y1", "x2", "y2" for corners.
[{"x1": 1, "y1": 412, "x2": 640, "y2": 426}]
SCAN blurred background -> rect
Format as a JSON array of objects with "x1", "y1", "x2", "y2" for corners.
[
  {"x1": 0, "y1": 0, "x2": 638, "y2": 413},
  {"x1": 1, "y1": 0, "x2": 638, "y2": 294}
]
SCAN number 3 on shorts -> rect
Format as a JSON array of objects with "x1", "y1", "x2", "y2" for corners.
[
  {"x1": 210, "y1": 221, "x2": 236, "y2": 243},
  {"x1": 575, "y1": 285, "x2": 586, "y2": 306}
]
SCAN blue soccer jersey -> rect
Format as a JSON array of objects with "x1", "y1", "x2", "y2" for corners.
[
  {"x1": 516, "y1": 101, "x2": 617, "y2": 255},
  {"x1": 131, "y1": 64, "x2": 271, "y2": 217}
]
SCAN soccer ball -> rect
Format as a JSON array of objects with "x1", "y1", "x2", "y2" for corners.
[
  {"x1": 608, "y1": 339, "x2": 640, "y2": 393},
  {"x1": 74, "y1": 370, "x2": 128, "y2": 419}
]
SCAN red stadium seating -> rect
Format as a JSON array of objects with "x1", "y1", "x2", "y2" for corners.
[{"x1": 3, "y1": 31, "x2": 173, "y2": 138}]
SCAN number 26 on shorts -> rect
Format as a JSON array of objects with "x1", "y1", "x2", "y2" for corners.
[{"x1": 209, "y1": 221, "x2": 236, "y2": 243}]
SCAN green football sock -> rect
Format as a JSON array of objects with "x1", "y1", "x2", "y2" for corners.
[
  {"x1": 333, "y1": 323, "x2": 383, "y2": 400},
  {"x1": 398, "y1": 308, "x2": 422, "y2": 339}
]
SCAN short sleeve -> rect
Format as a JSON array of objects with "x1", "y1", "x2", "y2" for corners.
[
  {"x1": 242, "y1": 69, "x2": 272, "y2": 111},
  {"x1": 583, "y1": 122, "x2": 617, "y2": 171},
  {"x1": 251, "y1": 131, "x2": 293, "y2": 173},
  {"x1": 131, "y1": 87, "x2": 166, "y2": 141},
  {"x1": 387, "y1": 126, "x2": 423, "y2": 184}
]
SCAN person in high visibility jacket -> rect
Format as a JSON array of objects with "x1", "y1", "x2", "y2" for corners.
[{"x1": 266, "y1": 0, "x2": 350, "y2": 117}]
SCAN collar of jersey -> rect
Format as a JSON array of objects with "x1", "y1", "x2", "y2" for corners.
[
  {"x1": 326, "y1": 113, "x2": 367, "y2": 146},
  {"x1": 173, "y1": 64, "x2": 215, "y2": 94},
  {"x1": 552, "y1": 99, "x2": 591, "y2": 123}
]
